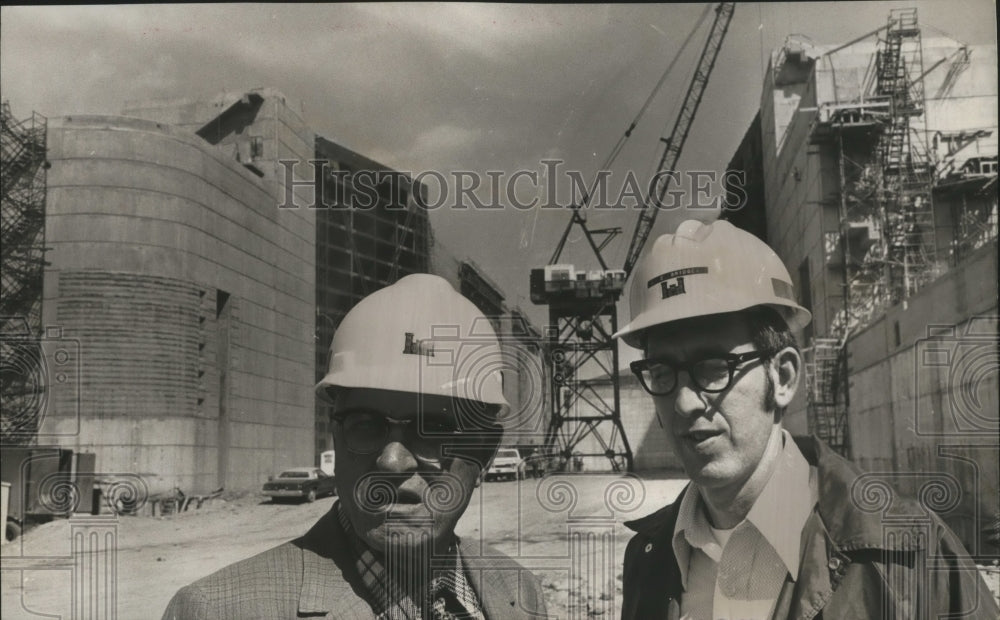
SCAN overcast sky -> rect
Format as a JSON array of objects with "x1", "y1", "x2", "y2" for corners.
[{"x1": 2, "y1": 2, "x2": 996, "y2": 330}]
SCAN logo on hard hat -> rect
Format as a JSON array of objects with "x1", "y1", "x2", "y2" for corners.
[
  {"x1": 403, "y1": 332, "x2": 435, "y2": 357},
  {"x1": 648, "y1": 267, "x2": 708, "y2": 300},
  {"x1": 771, "y1": 278, "x2": 794, "y2": 301}
]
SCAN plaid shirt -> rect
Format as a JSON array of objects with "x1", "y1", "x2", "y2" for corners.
[{"x1": 336, "y1": 503, "x2": 486, "y2": 620}]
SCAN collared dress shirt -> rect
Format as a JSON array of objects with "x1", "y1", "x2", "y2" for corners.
[{"x1": 671, "y1": 431, "x2": 815, "y2": 620}]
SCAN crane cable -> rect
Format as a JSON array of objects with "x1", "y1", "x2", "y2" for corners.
[
  {"x1": 549, "y1": 3, "x2": 717, "y2": 266},
  {"x1": 582, "y1": 3, "x2": 714, "y2": 210}
]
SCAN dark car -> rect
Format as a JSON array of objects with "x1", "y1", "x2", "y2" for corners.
[{"x1": 262, "y1": 467, "x2": 337, "y2": 503}]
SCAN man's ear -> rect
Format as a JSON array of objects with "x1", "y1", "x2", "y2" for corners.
[{"x1": 770, "y1": 346, "x2": 801, "y2": 409}]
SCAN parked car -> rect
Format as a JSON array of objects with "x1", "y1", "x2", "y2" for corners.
[
  {"x1": 262, "y1": 467, "x2": 336, "y2": 503},
  {"x1": 486, "y1": 448, "x2": 526, "y2": 481}
]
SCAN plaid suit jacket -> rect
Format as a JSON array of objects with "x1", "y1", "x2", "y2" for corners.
[{"x1": 161, "y1": 508, "x2": 548, "y2": 619}]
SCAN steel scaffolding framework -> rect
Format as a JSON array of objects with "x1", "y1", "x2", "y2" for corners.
[
  {"x1": 805, "y1": 8, "x2": 938, "y2": 455},
  {"x1": 803, "y1": 338, "x2": 850, "y2": 454},
  {"x1": 1, "y1": 101, "x2": 48, "y2": 445},
  {"x1": 542, "y1": 275, "x2": 633, "y2": 474}
]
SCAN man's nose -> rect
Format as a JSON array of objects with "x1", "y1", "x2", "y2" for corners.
[
  {"x1": 375, "y1": 427, "x2": 419, "y2": 472},
  {"x1": 672, "y1": 372, "x2": 707, "y2": 418}
]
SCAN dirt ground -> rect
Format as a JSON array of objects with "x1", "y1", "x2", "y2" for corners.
[
  {"x1": 1, "y1": 473, "x2": 684, "y2": 619},
  {"x1": 2, "y1": 472, "x2": 998, "y2": 619}
]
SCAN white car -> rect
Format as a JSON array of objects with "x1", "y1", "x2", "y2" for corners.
[{"x1": 486, "y1": 448, "x2": 526, "y2": 481}]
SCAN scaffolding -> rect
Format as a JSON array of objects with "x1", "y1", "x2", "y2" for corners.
[
  {"x1": 936, "y1": 136, "x2": 999, "y2": 264},
  {"x1": 805, "y1": 8, "x2": 943, "y2": 454},
  {"x1": 1, "y1": 101, "x2": 48, "y2": 445},
  {"x1": 312, "y1": 137, "x2": 432, "y2": 457},
  {"x1": 804, "y1": 338, "x2": 850, "y2": 454},
  {"x1": 874, "y1": 8, "x2": 940, "y2": 303}
]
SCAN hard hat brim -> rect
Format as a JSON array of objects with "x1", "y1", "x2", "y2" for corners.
[{"x1": 615, "y1": 300, "x2": 812, "y2": 349}]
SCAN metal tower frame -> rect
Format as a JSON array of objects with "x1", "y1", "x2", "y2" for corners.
[
  {"x1": 540, "y1": 212, "x2": 632, "y2": 472},
  {"x1": 537, "y1": 3, "x2": 735, "y2": 472}
]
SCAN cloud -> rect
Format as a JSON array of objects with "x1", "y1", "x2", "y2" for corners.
[{"x1": 3, "y1": 1, "x2": 996, "y2": 328}]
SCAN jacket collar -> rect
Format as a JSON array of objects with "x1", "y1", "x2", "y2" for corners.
[
  {"x1": 794, "y1": 435, "x2": 926, "y2": 552},
  {"x1": 297, "y1": 507, "x2": 372, "y2": 616},
  {"x1": 460, "y1": 547, "x2": 529, "y2": 619},
  {"x1": 625, "y1": 435, "x2": 925, "y2": 554},
  {"x1": 295, "y1": 506, "x2": 526, "y2": 618},
  {"x1": 624, "y1": 486, "x2": 686, "y2": 537}
]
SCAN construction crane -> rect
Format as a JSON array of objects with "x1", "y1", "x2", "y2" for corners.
[
  {"x1": 623, "y1": 2, "x2": 736, "y2": 278},
  {"x1": 532, "y1": 3, "x2": 736, "y2": 472}
]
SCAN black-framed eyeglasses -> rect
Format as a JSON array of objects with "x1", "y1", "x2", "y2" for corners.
[
  {"x1": 630, "y1": 350, "x2": 771, "y2": 396},
  {"x1": 332, "y1": 408, "x2": 475, "y2": 460}
]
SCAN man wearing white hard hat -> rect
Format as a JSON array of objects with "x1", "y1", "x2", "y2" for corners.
[
  {"x1": 163, "y1": 274, "x2": 546, "y2": 619},
  {"x1": 617, "y1": 220, "x2": 997, "y2": 619}
]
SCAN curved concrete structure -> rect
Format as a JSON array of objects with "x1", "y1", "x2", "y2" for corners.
[{"x1": 40, "y1": 111, "x2": 315, "y2": 494}]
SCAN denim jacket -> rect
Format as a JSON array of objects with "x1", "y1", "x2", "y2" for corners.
[{"x1": 620, "y1": 435, "x2": 999, "y2": 620}]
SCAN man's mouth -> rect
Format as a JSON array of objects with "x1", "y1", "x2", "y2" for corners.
[
  {"x1": 355, "y1": 475, "x2": 427, "y2": 512},
  {"x1": 681, "y1": 429, "x2": 724, "y2": 446},
  {"x1": 393, "y1": 488, "x2": 423, "y2": 504}
]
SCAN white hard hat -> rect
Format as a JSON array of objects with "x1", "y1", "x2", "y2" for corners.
[
  {"x1": 316, "y1": 274, "x2": 509, "y2": 413},
  {"x1": 614, "y1": 219, "x2": 811, "y2": 349}
]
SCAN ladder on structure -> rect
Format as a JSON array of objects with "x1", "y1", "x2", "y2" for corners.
[
  {"x1": 805, "y1": 338, "x2": 849, "y2": 455},
  {"x1": 874, "y1": 8, "x2": 938, "y2": 302}
]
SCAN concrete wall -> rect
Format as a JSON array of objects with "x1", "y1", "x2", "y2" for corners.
[
  {"x1": 737, "y1": 32, "x2": 998, "y2": 550},
  {"x1": 846, "y1": 240, "x2": 998, "y2": 552},
  {"x1": 495, "y1": 313, "x2": 549, "y2": 446},
  {"x1": 723, "y1": 112, "x2": 768, "y2": 242},
  {"x1": 757, "y1": 52, "x2": 828, "y2": 432},
  {"x1": 39, "y1": 107, "x2": 316, "y2": 494}
]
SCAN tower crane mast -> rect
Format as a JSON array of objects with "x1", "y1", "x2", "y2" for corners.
[{"x1": 532, "y1": 3, "x2": 736, "y2": 473}]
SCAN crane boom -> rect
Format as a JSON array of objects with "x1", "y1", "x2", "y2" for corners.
[
  {"x1": 622, "y1": 2, "x2": 736, "y2": 277},
  {"x1": 532, "y1": 4, "x2": 737, "y2": 475}
]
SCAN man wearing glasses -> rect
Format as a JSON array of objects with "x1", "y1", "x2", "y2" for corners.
[
  {"x1": 616, "y1": 220, "x2": 997, "y2": 619},
  {"x1": 163, "y1": 274, "x2": 546, "y2": 619}
]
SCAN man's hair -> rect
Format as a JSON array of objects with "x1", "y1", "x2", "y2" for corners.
[
  {"x1": 745, "y1": 306, "x2": 799, "y2": 357},
  {"x1": 744, "y1": 306, "x2": 799, "y2": 413}
]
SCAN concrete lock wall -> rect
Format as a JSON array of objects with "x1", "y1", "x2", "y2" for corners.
[
  {"x1": 741, "y1": 33, "x2": 998, "y2": 551},
  {"x1": 846, "y1": 241, "x2": 998, "y2": 552},
  {"x1": 39, "y1": 107, "x2": 316, "y2": 494},
  {"x1": 757, "y1": 50, "x2": 825, "y2": 433}
]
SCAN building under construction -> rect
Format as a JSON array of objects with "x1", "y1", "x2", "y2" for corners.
[
  {"x1": 1, "y1": 103, "x2": 48, "y2": 445},
  {"x1": 310, "y1": 141, "x2": 549, "y2": 455},
  {"x1": 1, "y1": 89, "x2": 545, "y2": 495},
  {"x1": 726, "y1": 8, "x2": 997, "y2": 552}
]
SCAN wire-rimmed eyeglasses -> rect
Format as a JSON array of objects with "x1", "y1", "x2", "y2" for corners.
[{"x1": 332, "y1": 408, "x2": 498, "y2": 460}]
